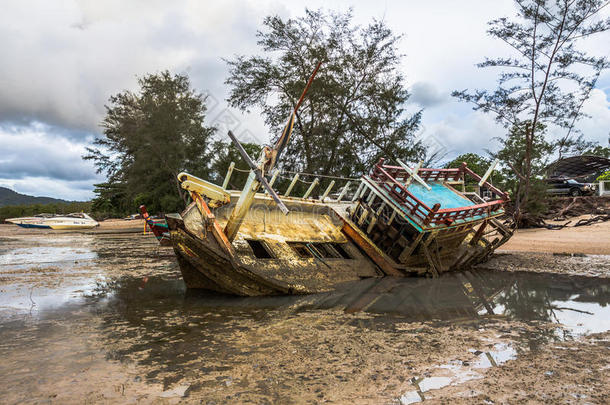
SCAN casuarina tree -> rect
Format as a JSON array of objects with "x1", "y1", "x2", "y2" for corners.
[
  {"x1": 84, "y1": 71, "x2": 216, "y2": 214},
  {"x1": 225, "y1": 9, "x2": 425, "y2": 179},
  {"x1": 453, "y1": 0, "x2": 610, "y2": 225}
]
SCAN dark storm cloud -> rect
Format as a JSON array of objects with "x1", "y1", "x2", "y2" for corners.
[
  {"x1": 0, "y1": 1, "x2": 275, "y2": 136},
  {"x1": 0, "y1": 124, "x2": 99, "y2": 181}
]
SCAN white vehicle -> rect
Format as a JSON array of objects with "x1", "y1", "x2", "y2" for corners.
[{"x1": 6, "y1": 213, "x2": 99, "y2": 230}]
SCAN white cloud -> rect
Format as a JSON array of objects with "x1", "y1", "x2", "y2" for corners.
[
  {"x1": 0, "y1": 0, "x2": 609, "y2": 200},
  {"x1": 409, "y1": 82, "x2": 448, "y2": 108},
  {"x1": 576, "y1": 88, "x2": 610, "y2": 146}
]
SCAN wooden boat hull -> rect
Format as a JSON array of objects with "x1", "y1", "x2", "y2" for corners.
[
  {"x1": 167, "y1": 160, "x2": 513, "y2": 296},
  {"x1": 139, "y1": 205, "x2": 171, "y2": 246},
  {"x1": 169, "y1": 221, "x2": 297, "y2": 295},
  {"x1": 166, "y1": 196, "x2": 383, "y2": 296}
]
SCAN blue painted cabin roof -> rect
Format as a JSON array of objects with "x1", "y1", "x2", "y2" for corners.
[{"x1": 406, "y1": 182, "x2": 474, "y2": 209}]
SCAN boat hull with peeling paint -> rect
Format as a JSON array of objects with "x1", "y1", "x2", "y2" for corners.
[{"x1": 167, "y1": 160, "x2": 513, "y2": 296}]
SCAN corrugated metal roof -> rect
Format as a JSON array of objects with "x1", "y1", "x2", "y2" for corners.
[{"x1": 547, "y1": 155, "x2": 610, "y2": 178}]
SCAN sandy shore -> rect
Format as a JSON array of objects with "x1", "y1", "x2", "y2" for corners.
[
  {"x1": 0, "y1": 221, "x2": 609, "y2": 403},
  {"x1": 475, "y1": 215, "x2": 610, "y2": 278},
  {"x1": 500, "y1": 215, "x2": 610, "y2": 255}
]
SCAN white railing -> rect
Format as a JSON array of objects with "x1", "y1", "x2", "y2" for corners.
[
  {"x1": 221, "y1": 161, "x2": 360, "y2": 202},
  {"x1": 598, "y1": 180, "x2": 610, "y2": 196}
]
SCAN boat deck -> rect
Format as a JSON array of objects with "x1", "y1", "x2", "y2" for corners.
[{"x1": 407, "y1": 182, "x2": 474, "y2": 209}]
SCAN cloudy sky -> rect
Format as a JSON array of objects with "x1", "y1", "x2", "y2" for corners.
[{"x1": 1, "y1": 0, "x2": 609, "y2": 200}]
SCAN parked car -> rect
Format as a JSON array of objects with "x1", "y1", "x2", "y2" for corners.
[{"x1": 545, "y1": 178, "x2": 596, "y2": 196}]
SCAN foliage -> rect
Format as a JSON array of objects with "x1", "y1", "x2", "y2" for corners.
[
  {"x1": 597, "y1": 170, "x2": 610, "y2": 181},
  {"x1": 0, "y1": 201, "x2": 92, "y2": 222},
  {"x1": 555, "y1": 134, "x2": 599, "y2": 159},
  {"x1": 225, "y1": 9, "x2": 425, "y2": 179},
  {"x1": 452, "y1": 0, "x2": 610, "y2": 224},
  {"x1": 445, "y1": 153, "x2": 505, "y2": 185},
  {"x1": 89, "y1": 182, "x2": 130, "y2": 219},
  {"x1": 495, "y1": 122, "x2": 554, "y2": 215},
  {"x1": 209, "y1": 141, "x2": 262, "y2": 190},
  {"x1": 83, "y1": 71, "x2": 216, "y2": 215},
  {"x1": 585, "y1": 142, "x2": 610, "y2": 158}
]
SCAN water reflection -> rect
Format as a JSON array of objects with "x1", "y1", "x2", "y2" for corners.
[
  {"x1": 399, "y1": 343, "x2": 518, "y2": 404},
  {"x1": 90, "y1": 269, "x2": 610, "y2": 332},
  {"x1": 78, "y1": 270, "x2": 610, "y2": 390}
]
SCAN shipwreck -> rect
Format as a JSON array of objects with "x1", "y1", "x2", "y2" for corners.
[{"x1": 166, "y1": 63, "x2": 513, "y2": 296}]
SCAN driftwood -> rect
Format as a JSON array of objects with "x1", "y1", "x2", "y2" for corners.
[
  {"x1": 512, "y1": 213, "x2": 571, "y2": 230},
  {"x1": 574, "y1": 214, "x2": 610, "y2": 227},
  {"x1": 547, "y1": 196, "x2": 610, "y2": 220},
  {"x1": 544, "y1": 221, "x2": 571, "y2": 230},
  {"x1": 553, "y1": 197, "x2": 577, "y2": 220}
]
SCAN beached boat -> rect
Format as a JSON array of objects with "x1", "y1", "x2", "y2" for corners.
[
  {"x1": 166, "y1": 64, "x2": 513, "y2": 296},
  {"x1": 6, "y1": 213, "x2": 99, "y2": 230},
  {"x1": 139, "y1": 205, "x2": 171, "y2": 246}
]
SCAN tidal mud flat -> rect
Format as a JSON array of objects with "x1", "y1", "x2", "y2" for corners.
[{"x1": 0, "y1": 223, "x2": 609, "y2": 404}]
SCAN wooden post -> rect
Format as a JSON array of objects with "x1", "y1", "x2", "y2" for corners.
[
  {"x1": 285, "y1": 173, "x2": 299, "y2": 197},
  {"x1": 222, "y1": 162, "x2": 235, "y2": 190},
  {"x1": 303, "y1": 178, "x2": 319, "y2": 199},
  {"x1": 404, "y1": 160, "x2": 422, "y2": 188},
  {"x1": 398, "y1": 232, "x2": 424, "y2": 263},
  {"x1": 268, "y1": 169, "x2": 279, "y2": 187},
  {"x1": 264, "y1": 169, "x2": 279, "y2": 195},
  {"x1": 421, "y1": 232, "x2": 440, "y2": 277},
  {"x1": 336, "y1": 181, "x2": 351, "y2": 202},
  {"x1": 320, "y1": 180, "x2": 335, "y2": 202},
  {"x1": 351, "y1": 182, "x2": 364, "y2": 201},
  {"x1": 192, "y1": 191, "x2": 235, "y2": 256},
  {"x1": 366, "y1": 202, "x2": 385, "y2": 234},
  {"x1": 224, "y1": 170, "x2": 259, "y2": 242},
  {"x1": 387, "y1": 210, "x2": 397, "y2": 226},
  {"x1": 478, "y1": 159, "x2": 499, "y2": 186},
  {"x1": 469, "y1": 220, "x2": 488, "y2": 246},
  {"x1": 423, "y1": 203, "x2": 440, "y2": 226},
  {"x1": 366, "y1": 187, "x2": 376, "y2": 205},
  {"x1": 397, "y1": 158, "x2": 430, "y2": 190}
]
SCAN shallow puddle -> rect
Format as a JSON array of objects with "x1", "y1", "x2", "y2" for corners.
[{"x1": 0, "y1": 231, "x2": 609, "y2": 403}]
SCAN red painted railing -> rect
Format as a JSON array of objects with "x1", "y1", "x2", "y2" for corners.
[{"x1": 368, "y1": 159, "x2": 509, "y2": 227}]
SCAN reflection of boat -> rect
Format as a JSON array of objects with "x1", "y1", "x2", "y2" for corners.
[
  {"x1": 167, "y1": 63, "x2": 513, "y2": 296},
  {"x1": 6, "y1": 213, "x2": 99, "y2": 230},
  {"x1": 139, "y1": 205, "x2": 171, "y2": 246}
]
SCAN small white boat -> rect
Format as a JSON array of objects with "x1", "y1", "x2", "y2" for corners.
[{"x1": 6, "y1": 213, "x2": 99, "y2": 230}]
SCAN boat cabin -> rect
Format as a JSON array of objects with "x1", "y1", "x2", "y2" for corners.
[{"x1": 340, "y1": 159, "x2": 512, "y2": 275}]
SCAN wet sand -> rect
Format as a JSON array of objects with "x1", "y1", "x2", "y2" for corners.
[
  {"x1": 480, "y1": 216, "x2": 610, "y2": 278},
  {"x1": 0, "y1": 224, "x2": 609, "y2": 404},
  {"x1": 500, "y1": 215, "x2": 610, "y2": 255}
]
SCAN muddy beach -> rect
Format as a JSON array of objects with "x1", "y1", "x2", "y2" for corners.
[{"x1": 0, "y1": 223, "x2": 609, "y2": 404}]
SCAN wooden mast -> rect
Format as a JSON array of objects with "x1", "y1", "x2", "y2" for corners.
[{"x1": 224, "y1": 62, "x2": 322, "y2": 242}]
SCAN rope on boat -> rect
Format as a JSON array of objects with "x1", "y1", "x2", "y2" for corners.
[
  {"x1": 283, "y1": 171, "x2": 359, "y2": 182},
  {"x1": 232, "y1": 167, "x2": 252, "y2": 173},
  {"x1": 230, "y1": 165, "x2": 359, "y2": 184}
]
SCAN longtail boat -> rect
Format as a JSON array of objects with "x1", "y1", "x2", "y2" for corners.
[
  {"x1": 140, "y1": 205, "x2": 171, "y2": 246},
  {"x1": 166, "y1": 64, "x2": 513, "y2": 296}
]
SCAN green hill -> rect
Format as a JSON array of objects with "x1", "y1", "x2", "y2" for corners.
[{"x1": 0, "y1": 187, "x2": 73, "y2": 207}]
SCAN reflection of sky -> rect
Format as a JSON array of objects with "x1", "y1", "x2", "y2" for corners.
[
  {"x1": 399, "y1": 344, "x2": 517, "y2": 405},
  {"x1": 0, "y1": 244, "x2": 99, "y2": 314},
  {"x1": 550, "y1": 300, "x2": 610, "y2": 335},
  {"x1": 0, "y1": 246, "x2": 97, "y2": 267}
]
